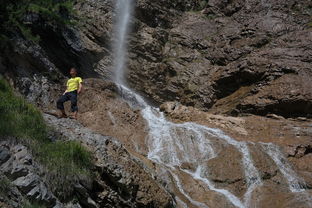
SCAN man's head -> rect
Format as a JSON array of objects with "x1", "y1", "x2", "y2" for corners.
[{"x1": 70, "y1": 68, "x2": 77, "y2": 77}]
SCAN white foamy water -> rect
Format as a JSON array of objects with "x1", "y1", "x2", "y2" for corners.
[
  {"x1": 117, "y1": 87, "x2": 262, "y2": 207},
  {"x1": 118, "y1": 85, "x2": 147, "y2": 109},
  {"x1": 143, "y1": 106, "x2": 216, "y2": 166},
  {"x1": 261, "y1": 143, "x2": 312, "y2": 207},
  {"x1": 170, "y1": 169, "x2": 209, "y2": 208},
  {"x1": 111, "y1": 2, "x2": 310, "y2": 208},
  {"x1": 183, "y1": 166, "x2": 245, "y2": 208},
  {"x1": 261, "y1": 143, "x2": 306, "y2": 192},
  {"x1": 175, "y1": 196, "x2": 189, "y2": 208}
]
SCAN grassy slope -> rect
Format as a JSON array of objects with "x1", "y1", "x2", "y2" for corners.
[{"x1": 0, "y1": 77, "x2": 92, "y2": 201}]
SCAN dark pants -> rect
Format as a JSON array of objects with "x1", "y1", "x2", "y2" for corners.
[{"x1": 56, "y1": 91, "x2": 78, "y2": 112}]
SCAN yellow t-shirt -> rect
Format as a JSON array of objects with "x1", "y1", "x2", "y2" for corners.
[{"x1": 67, "y1": 77, "x2": 82, "y2": 92}]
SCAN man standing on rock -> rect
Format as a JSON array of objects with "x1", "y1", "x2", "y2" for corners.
[{"x1": 56, "y1": 67, "x2": 82, "y2": 119}]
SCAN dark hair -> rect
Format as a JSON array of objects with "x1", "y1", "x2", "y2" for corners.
[{"x1": 70, "y1": 67, "x2": 77, "y2": 72}]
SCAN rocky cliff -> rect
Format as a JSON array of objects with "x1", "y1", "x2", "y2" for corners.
[
  {"x1": 0, "y1": 0, "x2": 312, "y2": 208},
  {"x1": 128, "y1": 0, "x2": 312, "y2": 117}
]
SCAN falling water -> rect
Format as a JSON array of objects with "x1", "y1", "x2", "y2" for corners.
[
  {"x1": 113, "y1": 0, "x2": 134, "y2": 85},
  {"x1": 111, "y1": 2, "x2": 310, "y2": 208}
]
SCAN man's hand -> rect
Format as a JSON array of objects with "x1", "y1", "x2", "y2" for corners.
[{"x1": 63, "y1": 90, "x2": 68, "y2": 95}]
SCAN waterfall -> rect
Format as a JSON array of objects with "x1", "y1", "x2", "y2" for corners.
[
  {"x1": 113, "y1": 0, "x2": 134, "y2": 85},
  {"x1": 111, "y1": 2, "x2": 310, "y2": 208}
]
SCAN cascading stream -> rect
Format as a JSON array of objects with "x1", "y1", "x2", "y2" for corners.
[
  {"x1": 111, "y1": 1, "x2": 311, "y2": 207},
  {"x1": 117, "y1": 86, "x2": 263, "y2": 208},
  {"x1": 261, "y1": 143, "x2": 307, "y2": 192}
]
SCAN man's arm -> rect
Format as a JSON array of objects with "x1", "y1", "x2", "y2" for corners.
[
  {"x1": 63, "y1": 83, "x2": 68, "y2": 95},
  {"x1": 78, "y1": 82, "x2": 82, "y2": 94}
]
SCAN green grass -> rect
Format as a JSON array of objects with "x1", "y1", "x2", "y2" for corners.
[
  {"x1": 36, "y1": 140, "x2": 92, "y2": 199},
  {"x1": 0, "y1": 78, "x2": 48, "y2": 140},
  {"x1": 0, "y1": 77, "x2": 92, "y2": 200}
]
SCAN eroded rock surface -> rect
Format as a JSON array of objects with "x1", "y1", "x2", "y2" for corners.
[{"x1": 127, "y1": 0, "x2": 312, "y2": 117}]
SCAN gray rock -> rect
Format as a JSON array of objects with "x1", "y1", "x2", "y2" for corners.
[
  {"x1": 64, "y1": 202, "x2": 82, "y2": 208},
  {"x1": 2, "y1": 156, "x2": 14, "y2": 176},
  {"x1": 86, "y1": 197, "x2": 98, "y2": 208},
  {"x1": 10, "y1": 163, "x2": 29, "y2": 179},
  {"x1": 74, "y1": 183, "x2": 89, "y2": 198},
  {"x1": 0, "y1": 147, "x2": 10, "y2": 165},
  {"x1": 27, "y1": 182, "x2": 57, "y2": 207},
  {"x1": 266, "y1": 113, "x2": 285, "y2": 120},
  {"x1": 53, "y1": 201, "x2": 64, "y2": 208},
  {"x1": 13, "y1": 174, "x2": 39, "y2": 194}
]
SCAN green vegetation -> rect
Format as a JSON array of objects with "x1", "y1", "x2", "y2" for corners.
[
  {"x1": 0, "y1": 0, "x2": 76, "y2": 42},
  {"x1": 191, "y1": 0, "x2": 208, "y2": 12},
  {"x1": 0, "y1": 177, "x2": 12, "y2": 195},
  {"x1": 23, "y1": 201, "x2": 45, "y2": 208},
  {"x1": 0, "y1": 77, "x2": 92, "y2": 200},
  {"x1": 199, "y1": 0, "x2": 208, "y2": 10},
  {"x1": 205, "y1": 14, "x2": 217, "y2": 20},
  {"x1": 0, "y1": 78, "x2": 47, "y2": 140}
]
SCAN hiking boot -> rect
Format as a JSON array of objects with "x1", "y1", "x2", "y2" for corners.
[
  {"x1": 69, "y1": 115, "x2": 77, "y2": 120},
  {"x1": 58, "y1": 113, "x2": 68, "y2": 119}
]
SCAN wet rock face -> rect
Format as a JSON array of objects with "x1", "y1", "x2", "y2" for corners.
[
  {"x1": 128, "y1": 0, "x2": 312, "y2": 117},
  {"x1": 159, "y1": 102, "x2": 312, "y2": 208}
]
